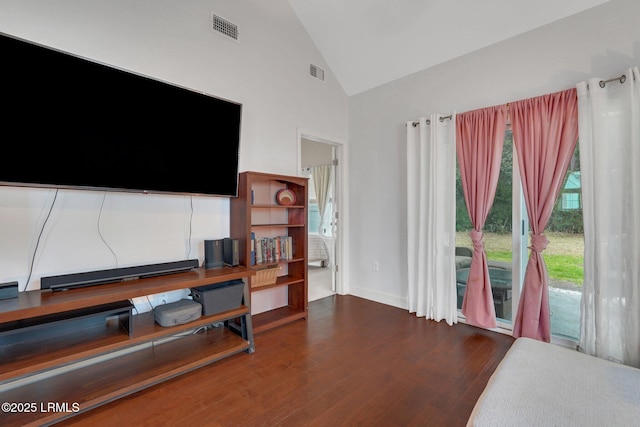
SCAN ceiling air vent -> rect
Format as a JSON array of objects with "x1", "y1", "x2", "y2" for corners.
[
  {"x1": 212, "y1": 14, "x2": 238, "y2": 41},
  {"x1": 309, "y1": 64, "x2": 325, "y2": 82}
]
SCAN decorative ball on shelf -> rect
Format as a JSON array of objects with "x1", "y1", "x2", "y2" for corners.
[{"x1": 275, "y1": 189, "x2": 297, "y2": 206}]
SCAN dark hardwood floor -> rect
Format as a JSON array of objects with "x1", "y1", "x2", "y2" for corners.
[{"x1": 60, "y1": 295, "x2": 514, "y2": 426}]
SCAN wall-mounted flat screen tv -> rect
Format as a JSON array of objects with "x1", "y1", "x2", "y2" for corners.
[{"x1": 0, "y1": 32, "x2": 242, "y2": 197}]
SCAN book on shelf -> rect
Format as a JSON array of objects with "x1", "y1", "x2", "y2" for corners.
[
  {"x1": 250, "y1": 232, "x2": 256, "y2": 266},
  {"x1": 253, "y1": 236, "x2": 293, "y2": 265}
]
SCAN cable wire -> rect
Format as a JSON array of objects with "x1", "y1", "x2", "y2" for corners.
[
  {"x1": 23, "y1": 189, "x2": 58, "y2": 292},
  {"x1": 186, "y1": 196, "x2": 194, "y2": 259},
  {"x1": 98, "y1": 191, "x2": 118, "y2": 267}
]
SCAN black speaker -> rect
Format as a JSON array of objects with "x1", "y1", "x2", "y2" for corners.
[
  {"x1": 0, "y1": 281, "x2": 18, "y2": 300},
  {"x1": 204, "y1": 239, "x2": 224, "y2": 269},
  {"x1": 223, "y1": 238, "x2": 240, "y2": 266}
]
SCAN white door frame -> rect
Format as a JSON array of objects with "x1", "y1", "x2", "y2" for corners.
[{"x1": 297, "y1": 129, "x2": 347, "y2": 296}]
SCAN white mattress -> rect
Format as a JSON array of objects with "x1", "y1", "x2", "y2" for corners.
[
  {"x1": 308, "y1": 234, "x2": 330, "y2": 263},
  {"x1": 468, "y1": 337, "x2": 640, "y2": 426}
]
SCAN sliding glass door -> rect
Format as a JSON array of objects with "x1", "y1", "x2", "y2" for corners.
[
  {"x1": 456, "y1": 130, "x2": 527, "y2": 328},
  {"x1": 456, "y1": 131, "x2": 583, "y2": 341}
]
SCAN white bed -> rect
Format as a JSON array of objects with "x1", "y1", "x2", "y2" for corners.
[
  {"x1": 468, "y1": 337, "x2": 640, "y2": 426},
  {"x1": 308, "y1": 234, "x2": 330, "y2": 266}
]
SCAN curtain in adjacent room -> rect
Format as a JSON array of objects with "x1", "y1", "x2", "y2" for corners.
[
  {"x1": 456, "y1": 106, "x2": 507, "y2": 329},
  {"x1": 577, "y1": 67, "x2": 640, "y2": 367},
  {"x1": 311, "y1": 164, "x2": 332, "y2": 234},
  {"x1": 407, "y1": 114, "x2": 457, "y2": 325},
  {"x1": 511, "y1": 88, "x2": 579, "y2": 343}
]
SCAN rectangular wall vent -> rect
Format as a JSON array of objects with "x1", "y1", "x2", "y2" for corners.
[
  {"x1": 309, "y1": 64, "x2": 325, "y2": 81},
  {"x1": 212, "y1": 14, "x2": 238, "y2": 41}
]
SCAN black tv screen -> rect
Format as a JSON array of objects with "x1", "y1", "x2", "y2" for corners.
[{"x1": 0, "y1": 32, "x2": 241, "y2": 197}]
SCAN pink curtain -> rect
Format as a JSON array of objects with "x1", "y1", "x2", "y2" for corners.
[
  {"x1": 511, "y1": 88, "x2": 579, "y2": 342},
  {"x1": 456, "y1": 105, "x2": 508, "y2": 328}
]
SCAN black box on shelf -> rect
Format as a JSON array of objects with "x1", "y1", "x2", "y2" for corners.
[{"x1": 191, "y1": 280, "x2": 244, "y2": 316}]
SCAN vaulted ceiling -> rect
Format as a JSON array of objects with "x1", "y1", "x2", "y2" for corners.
[{"x1": 288, "y1": 0, "x2": 611, "y2": 96}]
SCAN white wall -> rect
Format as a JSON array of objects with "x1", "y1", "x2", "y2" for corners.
[
  {"x1": 347, "y1": 0, "x2": 640, "y2": 308},
  {"x1": 0, "y1": 0, "x2": 348, "y2": 314}
]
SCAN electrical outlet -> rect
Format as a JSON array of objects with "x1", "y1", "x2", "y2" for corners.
[
  {"x1": 160, "y1": 293, "x2": 167, "y2": 305},
  {"x1": 372, "y1": 261, "x2": 379, "y2": 272}
]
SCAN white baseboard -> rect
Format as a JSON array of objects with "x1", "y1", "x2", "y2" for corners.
[{"x1": 347, "y1": 284, "x2": 408, "y2": 310}]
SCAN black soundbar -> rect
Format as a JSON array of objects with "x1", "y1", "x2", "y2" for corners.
[{"x1": 40, "y1": 259, "x2": 200, "y2": 291}]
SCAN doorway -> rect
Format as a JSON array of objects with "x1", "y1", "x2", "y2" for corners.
[{"x1": 301, "y1": 136, "x2": 340, "y2": 301}]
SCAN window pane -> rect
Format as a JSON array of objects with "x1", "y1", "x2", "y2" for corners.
[
  {"x1": 456, "y1": 131, "x2": 513, "y2": 323},
  {"x1": 547, "y1": 144, "x2": 583, "y2": 341},
  {"x1": 309, "y1": 203, "x2": 321, "y2": 233}
]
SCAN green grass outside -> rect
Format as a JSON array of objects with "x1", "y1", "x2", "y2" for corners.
[
  {"x1": 485, "y1": 250, "x2": 512, "y2": 263},
  {"x1": 458, "y1": 232, "x2": 585, "y2": 286},
  {"x1": 544, "y1": 255, "x2": 584, "y2": 283},
  {"x1": 485, "y1": 250, "x2": 584, "y2": 285}
]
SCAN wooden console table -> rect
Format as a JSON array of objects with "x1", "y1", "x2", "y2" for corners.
[{"x1": 0, "y1": 266, "x2": 255, "y2": 427}]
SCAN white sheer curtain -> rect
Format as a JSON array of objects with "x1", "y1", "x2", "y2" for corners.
[
  {"x1": 577, "y1": 67, "x2": 640, "y2": 367},
  {"x1": 311, "y1": 164, "x2": 332, "y2": 235},
  {"x1": 407, "y1": 114, "x2": 457, "y2": 325}
]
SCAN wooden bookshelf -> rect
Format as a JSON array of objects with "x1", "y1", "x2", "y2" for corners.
[{"x1": 231, "y1": 171, "x2": 308, "y2": 333}]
